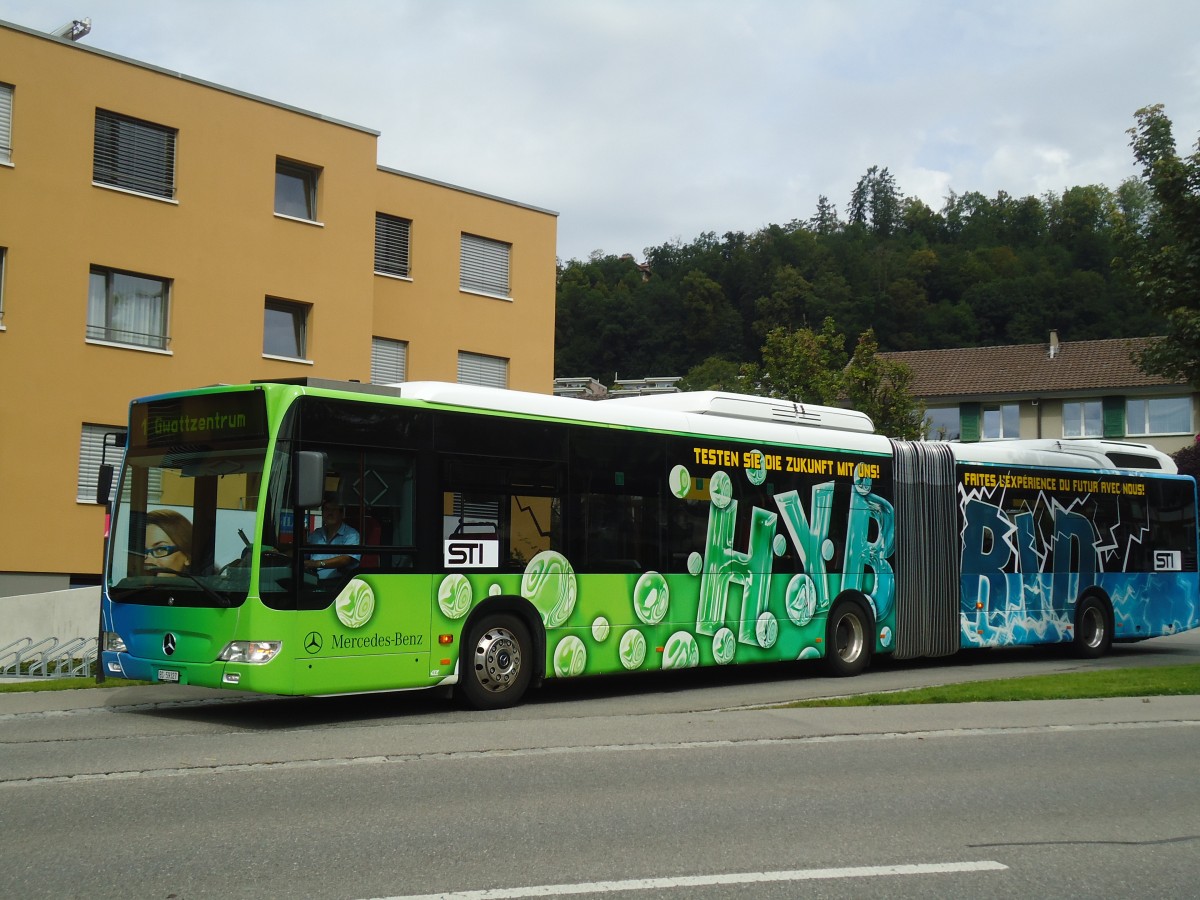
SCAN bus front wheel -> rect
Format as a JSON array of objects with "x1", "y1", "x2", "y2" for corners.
[
  {"x1": 459, "y1": 614, "x2": 533, "y2": 710},
  {"x1": 824, "y1": 599, "x2": 872, "y2": 677},
  {"x1": 1073, "y1": 595, "x2": 1112, "y2": 659}
]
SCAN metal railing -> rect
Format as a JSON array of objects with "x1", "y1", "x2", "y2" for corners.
[{"x1": 0, "y1": 636, "x2": 97, "y2": 679}]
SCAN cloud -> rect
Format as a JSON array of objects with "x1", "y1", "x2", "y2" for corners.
[{"x1": 5, "y1": 0, "x2": 1200, "y2": 261}]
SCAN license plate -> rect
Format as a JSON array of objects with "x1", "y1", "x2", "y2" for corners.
[{"x1": 157, "y1": 669, "x2": 180, "y2": 683}]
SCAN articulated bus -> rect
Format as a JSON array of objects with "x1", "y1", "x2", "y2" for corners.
[{"x1": 99, "y1": 379, "x2": 1200, "y2": 708}]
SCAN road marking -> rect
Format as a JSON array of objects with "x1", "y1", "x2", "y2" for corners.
[{"x1": 369, "y1": 860, "x2": 1008, "y2": 899}]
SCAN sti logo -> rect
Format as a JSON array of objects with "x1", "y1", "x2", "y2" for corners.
[
  {"x1": 1153, "y1": 550, "x2": 1183, "y2": 572},
  {"x1": 444, "y1": 539, "x2": 500, "y2": 568}
]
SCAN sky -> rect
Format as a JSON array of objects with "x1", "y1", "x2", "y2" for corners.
[{"x1": 4, "y1": 1, "x2": 1200, "y2": 263}]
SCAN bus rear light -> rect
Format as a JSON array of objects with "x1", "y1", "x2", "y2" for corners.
[
  {"x1": 438, "y1": 634, "x2": 454, "y2": 645},
  {"x1": 439, "y1": 658, "x2": 452, "y2": 666},
  {"x1": 218, "y1": 641, "x2": 282, "y2": 664}
]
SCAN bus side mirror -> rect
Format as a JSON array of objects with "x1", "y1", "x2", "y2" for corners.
[
  {"x1": 295, "y1": 451, "x2": 327, "y2": 508},
  {"x1": 96, "y1": 464, "x2": 114, "y2": 506}
]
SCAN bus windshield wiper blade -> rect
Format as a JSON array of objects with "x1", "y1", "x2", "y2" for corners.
[{"x1": 172, "y1": 571, "x2": 231, "y2": 608}]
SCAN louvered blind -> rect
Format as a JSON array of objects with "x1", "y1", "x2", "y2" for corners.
[
  {"x1": 457, "y1": 351, "x2": 508, "y2": 388},
  {"x1": 375, "y1": 214, "x2": 411, "y2": 277},
  {"x1": 93, "y1": 109, "x2": 176, "y2": 199},
  {"x1": 371, "y1": 337, "x2": 408, "y2": 384},
  {"x1": 77, "y1": 425, "x2": 127, "y2": 503},
  {"x1": 460, "y1": 234, "x2": 510, "y2": 297},
  {"x1": 0, "y1": 84, "x2": 12, "y2": 164}
]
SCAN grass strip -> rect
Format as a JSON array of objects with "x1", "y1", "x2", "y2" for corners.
[{"x1": 784, "y1": 664, "x2": 1200, "y2": 707}]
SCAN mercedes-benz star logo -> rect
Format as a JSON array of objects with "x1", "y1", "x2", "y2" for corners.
[
  {"x1": 163, "y1": 633, "x2": 177, "y2": 656},
  {"x1": 304, "y1": 631, "x2": 322, "y2": 654}
]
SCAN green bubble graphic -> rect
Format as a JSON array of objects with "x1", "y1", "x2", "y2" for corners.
[
  {"x1": 521, "y1": 550, "x2": 578, "y2": 627},
  {"x1": 669, "y1": 464, "x2": 691, "y2": 499},
  {"x1": 633, "y1": 571, "x2": 669, "y2": 625},
  {"x1": 746, "y1": 448, "x2": 767, "y2": 486},
  {"x1": 436, "y1": 574, "x2": 472, "y2": 620},
  {"x1": 755, "y1": 611, "x2": 779, "y2": 649},
  {"x1": 592, "y1": 617, "x2": 610, "y2": 641},
  {"x1": 880, "y1": 626, "x2": 893, "y2": 649},
  {"x1": 553, "y1": 635, "x2": 587, "y2": 677},
  {"x1": 687, "y1": 552, "x2": 703, "y2": 576},
  {"x1": 712, "y1": 627, "x2": 736, "y2": 665},
  {"x1": 798, "y1": 646, "x2": 821, "y2": 660},
  {"x1": 336, "y1": 579, "x2": 376, "y2": 629},
  {"x1": 662, "y1": 631, "x2": 699, "y2": 669},
  {"x1": 709, "y1": 470, "x2": 733, "y2": 509},
  {"x1": 784, "y1": 574, "x2": 817, "y2": 626},
  {"x1": 489, "y1": 583, "x2": 502, "y2": 597},
  {"x1": 773, "y1": 534, "x2": 787, "y2": 557},
  {"x1": 619, "y1": 629, "x2": 647, "y2": 670}
]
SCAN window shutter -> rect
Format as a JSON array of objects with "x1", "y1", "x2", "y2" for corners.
[
  {"x1": 1102, "y1": 396, "x2": 1125, "y2": 438},
  {"x1": 457, "y1": 351, "x2": 508, "y2": 388},
  {"x1": 374, "y1": 214, "x2": 411, "y2": 277},
  {"x1": 0, "y1": 84, "x2": 12, "y2": 164},
  {"x1": 959, "y1": 403, "x2": 981, "y2": 442},
  {"x1": 459, "y1": 234, "x2": 511, "y2": 297},
  {"x1": 78, "y1": 425, "x2": 126, "y2": 503},
  {"x1": 371, "y1": 337, "x2": 408, "y2": 384},
  {"x1": 93, "y1": 109, "x2": 176, "y2": 199}
]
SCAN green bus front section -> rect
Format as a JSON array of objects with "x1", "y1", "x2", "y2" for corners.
[{"x1": 102, "y1": 379, "x2": 899, "y2": 698}]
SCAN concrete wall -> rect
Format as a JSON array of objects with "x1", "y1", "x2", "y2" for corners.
[{"x1": 0, "y1": 587, "x2": 100, "y2": 646}]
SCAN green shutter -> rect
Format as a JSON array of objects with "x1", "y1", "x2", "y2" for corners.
[
  {"x1": 960, "y1": 403, "x2": 981, "y2": 442},
  {"x1": 1102, "y1": 396, "x2": 1125, "y2": 438}
]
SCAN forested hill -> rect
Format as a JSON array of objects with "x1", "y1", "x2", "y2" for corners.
[{"x1": 555, "y1": 171, "x2": 1161, "y2": 384}]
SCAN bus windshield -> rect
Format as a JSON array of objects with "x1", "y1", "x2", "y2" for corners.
[{"x1": 106, "y1": 390, "x2": 270, "y2": 607}]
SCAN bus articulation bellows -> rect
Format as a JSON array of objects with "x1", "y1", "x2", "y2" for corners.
[{"x1": 98, "y1": 379, "x2": 1200, "y2": 708}]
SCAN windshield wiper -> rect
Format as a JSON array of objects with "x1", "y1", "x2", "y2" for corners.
[{"x1": 173, "y1": 570, "x2": 231, "y2": 608}]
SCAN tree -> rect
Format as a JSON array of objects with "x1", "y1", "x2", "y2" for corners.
[
  {"x1": 842, "y1": 330, "x2": 925, "y2": 439},
  {"x1": 746, "y1": 317, "x2": 846, "y2": 405},
  {"x1": 743, "y1": 318, "x2": 924, "y2": 438},
  {"x1": 680, "y1": 356, "x2": 744, "y2": 392},
  {"x1": 1126, "y1": 104, "x2": 1200, "y2": 387}
]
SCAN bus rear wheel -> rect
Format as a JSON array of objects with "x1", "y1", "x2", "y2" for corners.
[
  {"x1": 459, "y1": 614, "x2": 533, "y2": 710},
  {"x1": 1073, "y1": 595, "x2": 1112, "y2": 659},
  {"x1": 824, "y1": 598, "x2": 872, "y2": 677}
]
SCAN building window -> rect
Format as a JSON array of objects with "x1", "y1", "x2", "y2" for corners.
[
  {"x1": 460, "y1": 234, "x2": 511, "y2": 298},
  {"x1": 371, "y1": 337, "x2": 408, "y2": 384},
  {"x1": 1063, "y1": 400, "x2": 1102, "y2": 438},
  {"x1": 982, "y1": 403, "x2": 1019, "y2": 440},
  {"x1": 458, "y1": 351, "x2": 508, "y2": 388},
  {"x1": 78, "y1": 424, "x2": 126, "y2": 503},
  {"x1": 375, "y1": 213, "x2": 412, "y2": 278},
  {"x1": 923, "y1": 407, "x2": 960, "y2": 441},
  {"x1": 93, "y1": 109, "x2": 176, "y2": 199},
  {"x1": 87, "y1": 267, "x2": 170, "y2": 350},
  {"x1": 263, "y1": 298, "x2": 309, "y2": 359},
  {"x1": 0, "y1": 246, "x2": 6, "y2": 326},
  {"x1": 275, "y1": 159, "x2": 319, "y2": 220},
  {"x1": 0, "y1": 83, "x2": 13, "y2": 165},
  {"x1": 1126, "y1": 396, "x2": 1192, "y2": 436}
]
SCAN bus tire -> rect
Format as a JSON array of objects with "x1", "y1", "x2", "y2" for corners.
[
  {"x1": 824, "y1": 598, "x2": 872, "y2": 677},
  {"x1": 459, "y1": 614, "x2": 533, "y2": 710},
  {"x1": 1073, "y1": 595, "x2": 1112, "y2": 659}
]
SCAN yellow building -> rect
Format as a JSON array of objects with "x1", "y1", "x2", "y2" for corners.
[{"x1": 0, "y1": 19, "x2": 558, "y2": 595}]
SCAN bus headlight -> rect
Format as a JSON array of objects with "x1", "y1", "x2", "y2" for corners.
[
  {"x1": 218, "y1": 641, "x2": 282, "y2": 664},
  {"x1": 103, "y1": 632, "x2": 127, "y2": 653}
]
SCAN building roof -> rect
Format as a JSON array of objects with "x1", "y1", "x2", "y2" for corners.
[{"x1": 880, "y1": 335, "x2": 1185, "y2": 400}]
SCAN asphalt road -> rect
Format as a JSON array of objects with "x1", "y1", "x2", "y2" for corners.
[{"x1": 1, "y1": 631, "x2": 1198, "y2": 899}]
